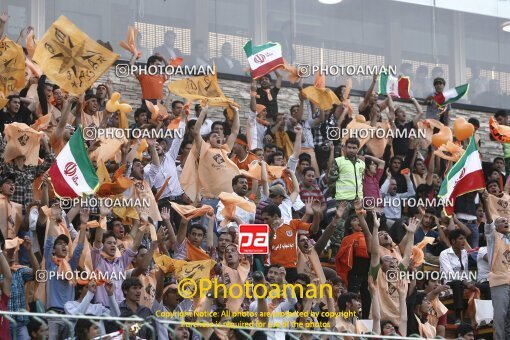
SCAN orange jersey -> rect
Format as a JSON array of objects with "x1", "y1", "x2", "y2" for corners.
[
  {"x1": 268, "y1": 219, "x2": 311, "y2": 268},
  {"x1": 137, "y1": 74, "x2": 167, "y2": 100},
  {"x1": 232, "y1": 152, "x2": 259, "y2": 189}
]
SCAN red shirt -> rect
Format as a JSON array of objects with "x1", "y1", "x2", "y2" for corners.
[
  {"x1": 136, "y1": 74, "x2": 167, "y2": 100},
  {"x1": 0, "y1": 293, "x2": 11, "y2": 340}
]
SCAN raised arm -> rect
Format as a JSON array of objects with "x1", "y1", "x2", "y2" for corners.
[
  {"x1": 401, "y1": 217, "x2": 420, "y2": 268},
  {"x1": 159, "y1": 207, "x2": 176, "y2": 251},
  {"x1": 370, "y1": 211, "x2": 381, "y2": 267},
  {"x1": 290, "y1": 125, "x2": 302, "y2": 161},
  {"x1": 410, "y1": 98, "x2": 424, "y2": 128},
  {"x1": 226, "y1": 105, "x2": 240, "y2": 149},
  {"x1": 397, "y1": 280, "x2": 408, "y2": 336},
  {"x1": 359, "y1": 74, "x2": 377, "y2": 113},
  {"x1": 354, "y1": 199, "x2": 372, "y2": 251},
  {"x1": 368, "y1": 276, "x2": 381, "y2": 335},
  {"x1": 287, "y1": 169, "x2": 300, "y2": 204},
  {"x1": 192, "y1": 104, "x2": 209, "y2": 151},
  {"x1": 425, "y1": 149, "x2": 436, "y2": 186},
  {"x1": 261, "y1": 161, "x2": 269, "y2": 197},
  {"x1": 250, "y1": 80, "x2": 257, "y2": 113},
  {"x1": 274, "y1": 70, "x2": 283, "y2": 89},
  {"x1": 0, "y1": 12, "x2": 7, "y2": 39},
  {"x1": 314, "y1": 202, "x2": 345, "y2": 253},
  {"x1": 176, "y1": 216, "x2": 190, "y2": 246},
  {"x1": 206, "y1": 210, "x2": 215, "y2": 249},
  {"x1": 481, "y1": 190, "x2": 493, "y2": 224}
]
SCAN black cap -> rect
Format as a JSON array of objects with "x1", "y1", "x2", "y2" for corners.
[
  {"x1": 433, "y1": 77, "x2": 446, "y2": 86},
  {"x1": 0, "y1": 173, "x2": 16, "y2": 186},
  {"x1": 53, "y1": 234, "x2": 69, "y2": 248}
]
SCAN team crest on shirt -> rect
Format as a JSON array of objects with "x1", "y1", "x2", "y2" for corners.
[
  {"x1": 286, "y1": 230, "x2": 293, "y2": 237},
  {"x1": 18, "y1": 134, "x2": 29, "y2": 146},
  {"x1": 213, "y1": 154, "x2": 225, "y2": 165},
  {"x1": 503, "y1": 250, "x2": 510, "y2": 264}
]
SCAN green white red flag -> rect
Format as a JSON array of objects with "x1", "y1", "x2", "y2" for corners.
[
  {"x1": 433, "y1": 84, "x2": 469, "y2": 106},
  {"x1": 49, "y1": 126, "x2": 99, "y2": 198},
  {"x1": 438, "y1": 135, "x2": 485, "y2": 216},
  {"x1": 378, "y1": 72, "x2": 410, "y2": 99},
  {"x1": 244, "y1": 41, "x2": 284, "y2": 80}
]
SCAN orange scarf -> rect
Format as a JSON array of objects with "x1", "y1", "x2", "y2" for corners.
[
  {"x1": 186, "y1": 239, "x2": 210, "y2": 261},
  {"x1": 274, "y1": 131, "x2": 293, "y2": 160},
  {"x1": 51, "y1": 256, "x2": 75, "y2": 285},
  {"x1": 335, "y1": 232, "x2": 368, "y2": 286}
]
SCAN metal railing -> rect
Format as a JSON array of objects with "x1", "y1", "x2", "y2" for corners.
[{"x1": 0, "y1": 310, "x2": 442, "y2": 339}]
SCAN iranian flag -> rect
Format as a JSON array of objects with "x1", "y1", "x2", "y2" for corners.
[
  {"x1": 244, "y1": 41, "x2": 284, "y2": 79},
  {"x1": 434, "y1": 84, "x2": 469, "y2": 106},
  {"x1": 379, "y1": 72, "x2": 410, "y2": 99},
  {"x1": 438, "y1": 135, "x2": 485, "y2": 216},
  {"x1": 49, "y1": 126, "x2": 99, "y2": 198}
]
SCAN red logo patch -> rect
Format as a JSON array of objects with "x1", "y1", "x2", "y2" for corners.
[
  {"x1": 253, "y1": 54, "x2": 266, "y2": 64},
  {"x1": 64, "y1": 162, "x2": 77, "y2": 177},
  {"x1": 239, "y1": 224, "x2": 269, "y2": 254}
]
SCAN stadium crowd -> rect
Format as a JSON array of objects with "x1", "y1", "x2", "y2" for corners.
[{"x1": 0, "y1": 11, "x2": 509, "y2": 340}]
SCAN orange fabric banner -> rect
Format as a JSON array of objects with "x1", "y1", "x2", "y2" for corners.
[{"x1": 32, "y1": 16, "x2": 119, "y2": 95}]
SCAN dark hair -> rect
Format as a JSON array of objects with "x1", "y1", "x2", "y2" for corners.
[
  {"x1": 290, "y1": 105, "x2": 300, "y2": 114},
  {"x1": 423, "y1": 272, "x2": 440, "y2": 285},
  {"x1": 218, "y1": 231, "x2": 233, "y2": 241},
  {"x1": 390, "y1": 156, "x2": 403, "y2": 164},
  {"x1": 107, "y1": 217, "x2": 123, "y2": 230},
  {"x1": 494, "y1": 157, "x2": 505, "y2": 163},
  {"x1": 121, "y1": 277, "x2": 143, "y2": 295},
  {"x1": 298, "y1": 153, "x2": 312, "y2": 163},
  {"x1": 337, "y1": 292, "x2": 359, "y2": 311},
  {"x1": 134, "y1": 108, "x2": 148, "y2": 120},
  {"x1": 365, "y1": 157, "x2": 376, "y2": 169},
  {"x1": 424, "y1": 207, "x2": 437, "y2": 216},
  {"x1": 334, "y1": 85, "x2": 346, "y2": 100},
  {"x1": 102, "y1": 231, "x2": 117, "y2": 243},
  {"x1": 267, "y1": 151, "x2": 284, "y2": 165},
  {"x1": 232, "y1": 174, "x2": 248, "y2": 187},
  {"x1": 251, "y1": 147, "x2": 262, "y2": 154},
  {"x1": 468, "y1": 117, "x2": 480, "y2": 128},
  {"x1": 76, "y1": 318, "x2": 97, "y2": 340},
  {"x1": 132, "y1": 158, "x2": 142, "y2": 165},
  {"x1": 7, "y1": 94, "x2": 21, "y2": 103},
  {"x1": 448, "y1": 229, "x2": 466, "y2": 244},
  {"x1": 457, "y1": 323, "x2": 474, "y2": 336},
  {"x1": 267, "y1": 263, "x2": 282, "y2": 272},
  {"x1": 264, "y1": 143, "x2": 277, "y2": 152},
  {"x1": 27, "y1": 318, "x2": 45, "y2": 337},
  {"x1": 211, "y1": 121, "x2": 224, "y2": 132},
  {"x1": 147, "y1": 55, "x2": 164, "y2": 66},
  {"x1": 344, "y1": 137, "x2": 360, "y2": 148},
  {"x1": 486, "y1": 179, "x2": 500, "y2": 188},
  {"x1": 236, "y1": 133, "x2": 248, "y2": 145},
  {"x1": 261, "y1": 204, "x2": 281, "y2": 218},
  {"x1": 302, "y1": 166, "x2": 315, "y2": 176},
  {"x1": 171, "y1": 100, "x2": 184, "y2": 109},
  {"x1": 186, "y1": 119, "x2": 197, "y2": 131},
  {"x1": 495, "y1": 110, "x2": 508, "y2": 119},
  {"x1": 412, "y1": 291, "x2": 427, "y2": 310},
  {"x1": 295, "y1": 273, "x2": 311, "y2": 285},
  {"x1": 188, "y1": 223, "x2": 206, "y2": 236},
  {"x1": 137, "y1": 245, "x2": 148, "y2": 253},
  {"x1": 194, "y1": 103, "x2": 201, "y2": 112}
]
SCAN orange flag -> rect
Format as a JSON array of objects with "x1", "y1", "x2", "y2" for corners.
[
  {"x1": 119, "y1": 26, "x2": 141, "y2": 59},
  {"x1": 365, "y1": 121, "x2": 390, "y2": 158},
  {"x1": 146, "y1": 100, "x2": 170, "y2": 125},
  {"x1": 302, "y1": 73, "x2": 340, "y2": 110},
  {"x1": 0, "y1": 92, "x2": 7, "y2": 111},
  {"x1": 0, "y1": 37, "x2": 26, "y2": 93},
  {"x1": 218, "y1": 192, "x2": 256, "y2": 226},
  {"x1": 169, "y1": 202, "x2": 214, "y2": 219},
  {"x1": 32, "y1": 16, "x2": 119, "y2": 96},
  {"x1": 3, "y1": 123, "x2": 43, "y2": 166},
  {"x1": 88, "y1": 128, "x2": 128, "y2": 163},
  {"x1": 434, "y1": 141, "x2": 465, "y2": 162},
  {"x1": 282, "y1": 61, "x2": 300, "y2": 84},
  {"x1": 95, "y1": 161, "x2": 133, "y2": 197},
  {"x1": 167, "y1": 69, "x2": 239, "y2": 110},
  {"x1": 489, "y1": 117, "x2": 510, "y2": 143}
]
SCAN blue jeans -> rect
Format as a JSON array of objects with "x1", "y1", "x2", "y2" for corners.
[
  {"x1": 10, "y1": 323, "x2": 30, "y2": 340},
  {"x1": 466, "y1": 222, "x2": 479, "y2": 248}
]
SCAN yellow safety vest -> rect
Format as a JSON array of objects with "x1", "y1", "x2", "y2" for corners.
[{"x1": 334, "y1": 156, "x2": 365, "y2": 201}]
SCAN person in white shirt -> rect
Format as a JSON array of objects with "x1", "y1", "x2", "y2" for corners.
[
  {"x1": 476, "y1": 246, "x2": 491, "y2": 299},
  {"x1": 216, "y1": 175, "x2": 255, "y2": 233},
  {"x1": 439, "y1": 229, "x2": 476, "y2": 323},
  {"x1": 64, "y1": 281, "x2": 120, "y2": 336},
  {"x1": 380, "y1": 170, "x2": 415, "y2": 224}
]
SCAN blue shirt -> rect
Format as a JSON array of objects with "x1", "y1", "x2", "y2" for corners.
[
  {"x1": 44, "y1": 236, "x2": 84, "y2": 310},
  {"x1": 0, "y1": 267, "x2": 33, "y2": 325}
]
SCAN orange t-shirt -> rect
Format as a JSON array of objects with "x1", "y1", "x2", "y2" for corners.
[
  {"x1": 137, "y1": 74, "x2": 167, "y2": 100},
  {"x1": 232, "y1": 152, "x2": 259, "y2": 189},
  {"x1": 268, "y1": 219, "x2": 311, "y2": 268}
]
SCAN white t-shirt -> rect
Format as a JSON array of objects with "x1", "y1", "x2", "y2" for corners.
[{"x1": 477, "y1": 246, "x2": 489, "y2": 283}]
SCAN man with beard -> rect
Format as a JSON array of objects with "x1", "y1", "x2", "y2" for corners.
[
  {"x1": 256, "y1": 72, "x2": 282, "y2": 120},
  {"x1": 216, "y1": 175, "x2": 255, "y2": 233},
  {"x1": 119, "y1": 277, "x2": 154, "y2": 339},
  {"x1": 126, "y1": 156, "x2": 162, "y2": 222},
  {"x1": 368, "y1": 211, "x2": 418, "y2": 325},
  {"x1": 480, "y1": 189, "x2": 510, "y2": 340},
  {"x1": 95, "y1": 83, "x2": 111, "y2": 111},
  {"x1": 92, "y1": 207, "x2": 144, "y2": 307},
  {"x1": 79, "y1": 92, "x2": 106, "y2": 129},
  {"x1": 49, "y1": 96, "x2": 77, "y2": 155}
]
